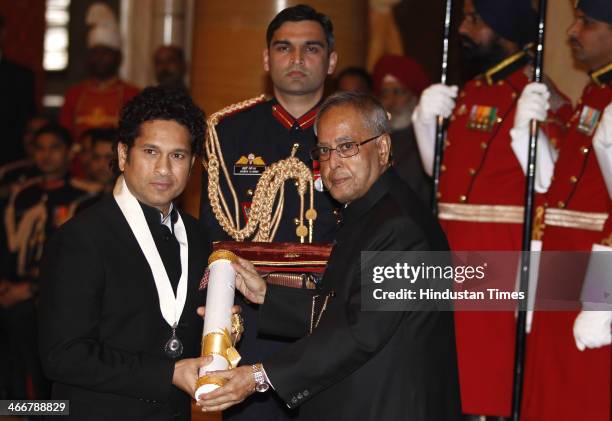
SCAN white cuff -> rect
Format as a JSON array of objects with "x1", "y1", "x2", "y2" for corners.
[
  {"x1": 510, "y1": 127, "x2": 557, "y2": 193},
  {"x1": 412, "y1": 116, "x2": 436, "y2": 177},
  {"x1": 261, "y1": 364, "x2": 275, "y2": 390}
]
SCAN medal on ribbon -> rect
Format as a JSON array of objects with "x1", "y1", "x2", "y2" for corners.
[
  {"x1": 467, "y1": 105, "x2": 498, "y2": 132},
  {"x1": 576, "y1": 105, "x2": 601, "y2": 136}
]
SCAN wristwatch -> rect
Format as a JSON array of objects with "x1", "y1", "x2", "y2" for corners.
[{"x1": 252, "y1": 363, "x2": 270, "y2": 393}]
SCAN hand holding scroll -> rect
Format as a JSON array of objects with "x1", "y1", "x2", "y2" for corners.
[
  {"x1": 232, "y1": 257, "x2": 267, "y2": 304},
  {"x1": 196, "y1": 365, "x2": 257, "y2": 412}
]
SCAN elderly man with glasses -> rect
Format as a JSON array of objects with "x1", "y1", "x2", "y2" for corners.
[{"x1": 197, "y1": 92, "x2": 462, "y2": 421}]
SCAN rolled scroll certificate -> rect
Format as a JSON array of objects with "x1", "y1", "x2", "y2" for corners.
[{"x1": 194, "y1": 250, "x2": 241, "y2": 400}]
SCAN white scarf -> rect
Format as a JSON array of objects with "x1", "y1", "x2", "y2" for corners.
[{"x1": 113, "y1": 175, "x2": 188, "y2": 329}]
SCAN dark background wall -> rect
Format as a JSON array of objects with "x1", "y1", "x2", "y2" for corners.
[
  {"x1": 394, "y1": 0, "x2": 466, "y2": 86},
  {"x1": 0, "y1": 0, "x2": 46, "y2": 107}
]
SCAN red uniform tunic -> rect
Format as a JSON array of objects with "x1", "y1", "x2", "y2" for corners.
[
  {"x1": 59, "y1": 78, "x2": 140, "y2": 142},
  {"x1": 522, "y1": 63, "x2": 612, "y2": 421},
  {"x1": 438, "y1": 50, "x2": 572, "y2": 416}
]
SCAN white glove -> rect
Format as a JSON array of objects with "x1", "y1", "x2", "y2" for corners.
[
  {"x1": 510, "y1": 82, "x2": 557, "y2": 193},
  {"x1": 514, "y1": 82, "x2": 550, "y2": 129},
  {"x1": 593, "y1": 102, "x2": 612, "y2": 199},
  {"x1": 411, "y1": 84, "x2": 458, "y2": 176},
  {"x1": 573, "y1": 310, "x2": 612, "y2": 351}
]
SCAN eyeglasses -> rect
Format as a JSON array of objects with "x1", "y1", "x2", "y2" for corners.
[{"x1": 310, "y1": 133, "x2": 384, "y2": 161}]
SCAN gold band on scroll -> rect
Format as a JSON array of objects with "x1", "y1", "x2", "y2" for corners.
[
  {"x1": 196, "y1": 375, "x2": 228, "y2": 390},
  {"x1": 208, "y1": 249, "x2": 238, "y2": 265},
  {"x1": 201, "y1": 329, "x2": 241, "y2": 368}
]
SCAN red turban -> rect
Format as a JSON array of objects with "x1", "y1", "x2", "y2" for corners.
[{"x1": 372, "y1": 54, "x2": 431, "y2": 97}]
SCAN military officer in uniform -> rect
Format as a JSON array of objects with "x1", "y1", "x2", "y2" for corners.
[
  {"x1": 411, "y1": 0, "x2": 572, "y2": 418},
  {"x1": 517, "y1": 1, "x2": 612, "y2": 419},
  {"x1": 199, "y1": 5, "x2": 339, "y2": 420}
]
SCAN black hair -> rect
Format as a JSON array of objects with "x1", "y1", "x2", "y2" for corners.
[
  {"x1": 81, "y1": 127, "x2": 117, "y2": 148},
  {"x1": 33, "y1": 123, "x2": 72, "y2": 148},
  {"x1": 116, "y1": 86, "x2": 205, "y2": 156},
  {"x1": 335, "y1": 67, "x2": 373, "y2": 91},
  {"x1": 266, "y1": 4, "x2": 335, "y2": 52}
]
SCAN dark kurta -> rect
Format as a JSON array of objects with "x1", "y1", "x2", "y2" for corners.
[{"x1": 259, "y1": 170, "x2": 462, "y2": 420}]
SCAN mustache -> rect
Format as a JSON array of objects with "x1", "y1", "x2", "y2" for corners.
[
  {"x1": 568, "y1": 37, "x2": 582, "y2": 49},
  {"x1": 284, "y1": 66, "x2": 308, "y2": 75}
]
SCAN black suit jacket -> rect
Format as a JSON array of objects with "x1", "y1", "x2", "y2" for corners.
[
  {"x1": 258, "y1": 170, "x2": 462, "y2": 420},
  {"x1": 38, "y1": 197, "x2": 210, "y2": 420}
]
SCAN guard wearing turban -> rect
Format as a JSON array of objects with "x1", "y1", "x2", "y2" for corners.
[
  {"x1": 411, "y1": 0, "x2": 573, "y2": 418},
  {"x1": 521, "y1": 1, "x2": 612, "y2": 420}
]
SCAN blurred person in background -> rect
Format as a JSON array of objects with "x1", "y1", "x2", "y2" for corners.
[
  {"x1": 0, "y1": 124, "x2": 94, "y2": 401},
  {"x1": 334, "y1": 66, "x2": 373, "y2": 94},
  {"x1": 59, "y1": 3, "x2": 139, "y2": 177},
  {"x1": 0, "y1": 116, "x2": 50, "y2": 194},
  {"x1": 372, "y1": 54, "x2": 431, "y2": 204},
  {"x1": 70, "y1": 128, "x2": 117, "y2": 215},
  {"x1": 154, "y1": 45, "x2": 188, "y2": 91}
]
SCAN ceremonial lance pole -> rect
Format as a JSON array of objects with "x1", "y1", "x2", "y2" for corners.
[
  {"x1": 431, "y1": 0, "x2": 453, "y2": 215},
  {"x1": 512, "y1": 1, "x2": 548, "y2": 419}
]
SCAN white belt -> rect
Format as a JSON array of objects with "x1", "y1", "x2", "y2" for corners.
[
  {"x1": 544, "y1": 208, "x2": 608, "y2": 232},
  {"x1": 438, "y1": 203, "x2": 524, "y2": 224}
]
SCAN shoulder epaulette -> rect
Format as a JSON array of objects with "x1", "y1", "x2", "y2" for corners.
[
  {"x1": 484, "y1": 50, "x2": 531, "y2": 85},
  {"x1": 590, "y1": 62, "x2": 612, "y2": 87},
  {"x1": 208, "y1": 94, "x2": 269, "y2": 127}
]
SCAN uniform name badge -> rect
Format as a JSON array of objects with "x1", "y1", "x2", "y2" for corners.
[
  {"x1": 576, "y1": 105, "x2": 601, "y2": 136},
  {"x1": 233, "y1": 153, "x2": 266, "y2": 175},
  {"x1": 467, "y1": 105, "x2": 498, "y2": 132}
]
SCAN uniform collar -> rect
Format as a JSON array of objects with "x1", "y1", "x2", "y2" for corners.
[
  {"x1": 271, "y1": 99, "x2": 319, "y2": 131},
  {"x1": 341, "y1": 168, "x2": 396, "y2": 226},
  {"x1": 590, "y1": 62, "x2": 612, "y2": 87},
  {"x1": 484, "y1": 49, "x2": 531, "y2": 85}
]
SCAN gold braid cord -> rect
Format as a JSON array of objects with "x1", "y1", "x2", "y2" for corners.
[{"x1": 204, "y1": 95, "x2": 317, "y2": 243}]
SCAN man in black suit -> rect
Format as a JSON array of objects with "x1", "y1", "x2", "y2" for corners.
[
  {"x1": 197, "y1": 92, "x2": 462, "y2": 420},
  {"x1": 0, "y1": 14, "x2": 36, "y2": 166},
  {"x1": 38, "y1": 87, "x2": 212, "y2": 420}
]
